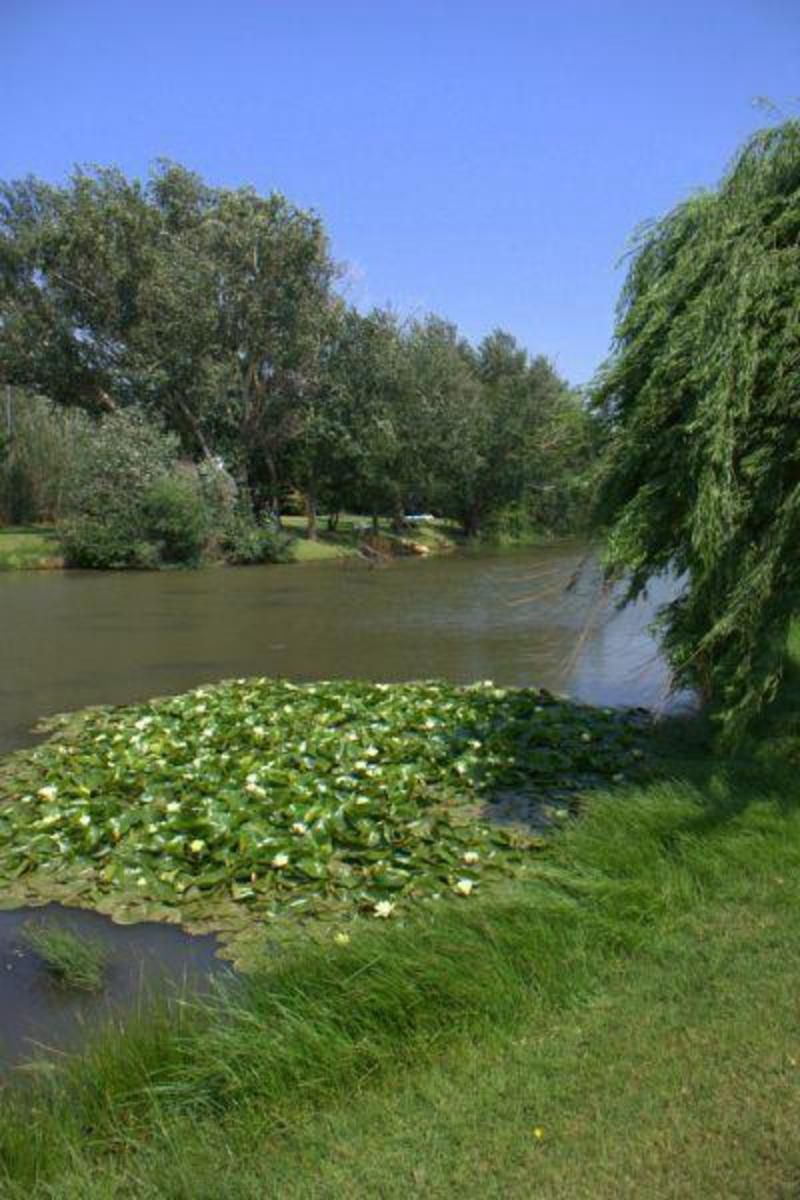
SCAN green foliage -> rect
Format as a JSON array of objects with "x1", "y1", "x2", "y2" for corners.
[
  {"x1": 0, "y1": 392, "x2": 91, "y2": 524},
  {"x1": 140, "y1": 474, "x2": 210, "y2": 566},
  {"x1": 593, "y1": 120, "x2": 800, "y2": 744},
  {"x1": 58, "y1": 408, "x2": 212, "y2": 569},
  {"x1": 22, "y1": 921, "x2": 108, "y2": 991},
  {"x1": 220, "y1": 513, "x2": 293, "y2": 564},
  {"x1": 0, "y1": 679, "x2": 649, "y2": 943}
]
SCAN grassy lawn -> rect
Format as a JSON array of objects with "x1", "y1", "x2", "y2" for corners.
[
  {"x1": 281, "y1": 513, "x2": 465, "y2": 562},
  {"x1": 2, "y1": 687, "x2": 800, "y2": 1195},
  {"x1": 0, "y1": 525, "x2": 61, "y2": 570},
  {"x1": 2, "y1": 643, "x2": 800, "y2": 1197}
]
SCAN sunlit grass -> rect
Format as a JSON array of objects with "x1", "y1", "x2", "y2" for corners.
[
  {"x1": 0, "y1": 526, "x2": 61, "y2": 570},
  {"x1": 22, "y1": 921, "x2": 108, "y2": 991}
]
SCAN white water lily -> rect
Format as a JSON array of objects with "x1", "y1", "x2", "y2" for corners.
[
  {"x1": 271, "y1": 852, "x2": 289, "y2": 869},
  {"x1": 353, "y1": 760, "x2": 368, "y2": 771},
  {"x1": 364, "y1": 746, "x2": 379, "y2": 758},
  {"x1": 581, "y1": 732, "x2": 592, "y2": 742},
  {"x1": 166, "y1": 801, "x2": 181, "y2": 814},
  {"x1": 291, "y1": 821, "x2": 309, "y2": 835},
  {"x1": 38, "y1": 785, "x2": 58, "y2": 802},
  {"x1": 454, "y1": 878, "x2": 474, "y2": 897},
  {"x1": 374, "y1": 900, "x2": 395, "y2": 918},
  {"x1": 252, "y1": 725, "x2": 266, "y2": 739},
  {"x1": 245, "y1": 781, "x2": 267, "y2": 799},
  {"x1": 189, "y1": 839, "x2": 206, "y2": 854},
  {"x1": 462, "y1": 851, "x2": 480, "y2": 865},
  {"x1": 134, "y1": 716, "x2": 153, "y2": 731},
  {"x1": 77, "y1": 814, "x2": 92, "y2": 828}
]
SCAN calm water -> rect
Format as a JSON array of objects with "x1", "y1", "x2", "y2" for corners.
[
  {"x1": 0, "y1": 543, "x2": 681, "y2": 1069},
  {"x1": 0, "y1": 543, "x2": 679, "y2": 756},
  {"x1": 0, "y1": 905, "x2": 224, "y2": 1072}
]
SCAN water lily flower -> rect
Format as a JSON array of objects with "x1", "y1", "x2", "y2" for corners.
[
  {"x1": 38, "y1": 785, "x2": 58, "y2": 802},
  {"x1": 166, "y1": 801, "x2": 181, "y2": 814},
  {"x1": 77, "y1": 814, "x2": 92, "y2": 828},
  {"x1": 252, "y1": 725, "x2": 266, "y2": 739},
  {"x1": 374, "y1": 900, "x2": 395, "y2": 918},
  {"x1": 462, "y1": 851, "x2": 480, "y2": 865},
  {"x1": 271, "y1": 852, "x2": 289, "y2": 869},
  {"x1": 353, "y1": 760, "x2": 368, "y2": 771},
  {"x1": 454, "y1": 878, "x2": 474, "y2": 896},
  {"x1": 581, "y1": 732, "x2": 592, "y2": 742},
  {"x1": 364, "y1": 746, "x2": 379, "y2": 758},
  {"x1": 291, "y1": 821, "x2": 309, "y2": 835},
  {"x1": 334, "y1": 931, "x2": 351, "y2": 945},
  {"x1": 134, "y1": 716, "x2": 153, "y2": 731},
  {"x1": 245, "y1": 781, "x2": 267, "y2": 799},
  {"x1": 189, "y1": 839, "x2": 206, "y2": 854}
]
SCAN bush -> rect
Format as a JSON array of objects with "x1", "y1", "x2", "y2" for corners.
[
  {"x1": 221, "y1": 513, "x2": 294, "y2": 565},
  {"x1": 141, "y1": 474, "x2": 210, "y2": 566},
  {"x1": 58, "y1": 409, "x2": 212, "y2": 569}
]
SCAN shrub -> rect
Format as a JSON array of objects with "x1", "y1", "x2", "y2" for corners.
[
  {"x1": 221, "y1": 513, "x2": 294, "y2": 565},
  {"x1": 141, "y1": 474, "x2": 210, "y2": 566}
]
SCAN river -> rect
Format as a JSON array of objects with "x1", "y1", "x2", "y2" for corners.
[{"x1": 0, "y1": 541, "x2": 681, "y2": 756}]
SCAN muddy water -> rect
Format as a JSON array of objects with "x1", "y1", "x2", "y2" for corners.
[{"x1": 0, "y1": 543, "x2": 681, "y2": 757}]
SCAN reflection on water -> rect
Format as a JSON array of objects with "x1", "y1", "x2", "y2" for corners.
[{"x1": 0, "y1": 543, "x2": 685, "y2": 755}]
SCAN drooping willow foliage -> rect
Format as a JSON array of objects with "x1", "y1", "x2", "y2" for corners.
[{"x1": 593, "y1": 120, "x2": 800, "y2": 744}]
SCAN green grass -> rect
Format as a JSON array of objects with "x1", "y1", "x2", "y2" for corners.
[
  {"x1": 2, "y1": 748, "x2": 800, "y2": 1195},
  {"x1": 22, "y1": 921, "x2": 109, "y2": 991},
  {"x1": 0, "y1": 525, "x2": 61, "y2": 570},
  {"x1": 2, "y1": 645, "x2": 800, "y2": 1196}
]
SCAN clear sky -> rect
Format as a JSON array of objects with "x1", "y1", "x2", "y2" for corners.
[{"x1": 3, "y1": 1, "x2": 798, "y2": 384}]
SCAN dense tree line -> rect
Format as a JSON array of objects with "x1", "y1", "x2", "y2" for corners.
[{"x1": 0, "y1": 162, "x2": 595, "y2": 543}]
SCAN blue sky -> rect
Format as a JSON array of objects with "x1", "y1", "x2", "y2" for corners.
[{"x1": 3, "y1": 1, "x2": 798, "y2": 384}]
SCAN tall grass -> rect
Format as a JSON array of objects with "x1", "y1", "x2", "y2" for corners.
[
  {"x1": 22, "y1": 922, "x2": 109, "y2": 991},
  {"x1": 3, "y1": 755, "x2": 799, "y2": 1196}
]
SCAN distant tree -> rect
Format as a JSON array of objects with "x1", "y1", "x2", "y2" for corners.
[
  {"x1": 593, "y1": 120, "x2": 800, "y2": 743},
  {"x1": 0, "y1": 162, "x2": 338, "y2": 502}
]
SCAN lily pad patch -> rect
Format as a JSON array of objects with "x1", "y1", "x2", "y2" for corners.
[{"x1": 0, "y1": 679, "x2": 650, "y2": 944}]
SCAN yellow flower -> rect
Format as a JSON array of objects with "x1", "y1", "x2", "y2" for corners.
[
  {"x1": 189, "y1": 839, "x2": 206, "y2": 854},
  {"x1": 334, "y1": 931, "x2": 351, "y2": 946},
  {"x1": 533, "y1": 1127, "x2": 544, "y2": 1140},
  {"x1": 374, "y1": 900, "x2": 395, "y2": 918},
  {"x1": 454, "y1": 878, "x2": 474, "y2": 897}
]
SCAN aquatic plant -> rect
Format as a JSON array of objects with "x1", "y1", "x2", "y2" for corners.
[
  {"x1": 22, "y1": 921, "x2": 108, "y2": 991},
  {"x1": 0, "y1": 679, "x2": 649, "y2": 940}
]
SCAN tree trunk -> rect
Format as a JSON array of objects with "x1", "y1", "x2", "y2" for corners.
[{"x1": 304, "y1": 489, "x2": 318, "y2": 541}]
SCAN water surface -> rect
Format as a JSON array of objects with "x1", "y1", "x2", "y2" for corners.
[{"x1": 1, "y1": 543, "x2": 680, "y2": 754}]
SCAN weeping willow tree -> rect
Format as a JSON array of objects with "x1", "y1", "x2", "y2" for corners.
[{"x1": 594, "y1": 120, "x2": 800, "y2": 744}]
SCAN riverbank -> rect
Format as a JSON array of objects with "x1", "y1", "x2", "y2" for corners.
[
  {"x1": 0, "y1": 516, "x2": 549, "y2": 571},
  {"x1": 1, "y1": 669, "x2": 799, "y2": 1196},
  {"x1": 0, "y1": 526, "x2": 62, "y2": 570}
]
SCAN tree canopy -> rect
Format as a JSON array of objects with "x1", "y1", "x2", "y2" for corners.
[
  {"x1": 593, "y1": 120, "x2": 800, "y2": 743},
  {"x1": 0, "y1": 161, "x2": 594, "y2": 539}
]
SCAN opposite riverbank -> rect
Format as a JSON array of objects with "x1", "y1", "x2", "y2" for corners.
[{"x1": 0, "y1": 515, "x2": 554, "y2": 572}]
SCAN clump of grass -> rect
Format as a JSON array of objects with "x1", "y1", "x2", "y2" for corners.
[{"x1": 22, "y1": 922, "x2": 109, "y2": 992}]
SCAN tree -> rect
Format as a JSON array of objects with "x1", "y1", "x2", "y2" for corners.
[
  {"x1": 593, "y1": 120, "x2": 800, "y2": 743},
  {"x1": 0, "y1": 162, "x2": 338, "y2": 502}
]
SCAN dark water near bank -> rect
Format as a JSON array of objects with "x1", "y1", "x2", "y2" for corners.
[
  {"x1": 0, "y1": 543, "x2": 682, "y2": 1070},
  {"x1": 0, "y1": 905, "x2": 224, "y2": 1072},
  {"x1": 0, "y1": 543, "x2": 681, "y2": 757}
]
